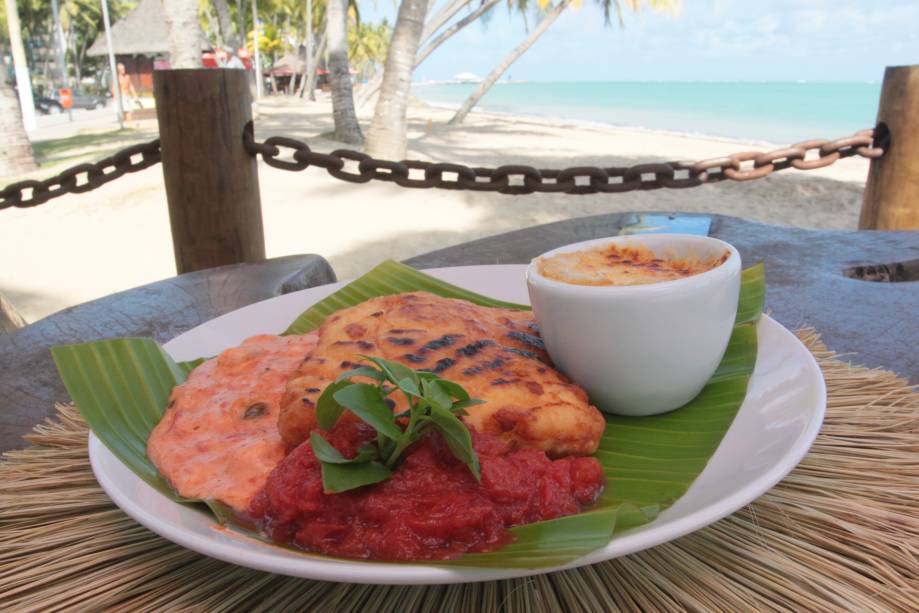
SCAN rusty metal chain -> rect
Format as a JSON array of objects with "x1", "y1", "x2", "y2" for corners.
[
  {"x1": 0, "y1": 140, "x2": 162, "y2": 210},
  {"x1": 0, "y1": 124, "x2": 888, "y2": 210},
  {"x1": 244, "y1": 124, "x2": 887, "y2": 195}
]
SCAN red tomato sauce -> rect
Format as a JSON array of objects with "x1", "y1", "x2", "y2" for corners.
[{"x1": 248, "y1": 423, "x2": 605, "y2": 561}]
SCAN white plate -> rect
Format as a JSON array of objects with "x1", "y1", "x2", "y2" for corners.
[{"x1": 89, "y1": 265, "x2": 826, "y2": 585}]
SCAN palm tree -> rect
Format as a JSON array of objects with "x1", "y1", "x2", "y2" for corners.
[
  {"x1": 299, "y1": 23, "x2": 326, "y2": 98},
  {"x1": 247, "y1": 21, "x2": 285, "y2": 91},
  {"x1": 356, "y1": 0, "x2": 499, "y2": 108},
  {"x1": 212, "y1": 0, "x2": 242, "y2": 48},
  {"x1": 0, "y1": 77, "x2": 37, "y2": 177},
  {"x1": 448, "y1": 0, "x2": 569, "y2": 126},
  {"x1": 163, "y1": 0, "x2": 202, "y2": 68},
  {"x1": 349, "y1": 20, "x2": 390, "y2": 81},
  {"x1": 2, "y1": 0, "x2": 37, "y2": 177},
  {"x1": 449, "y1": 0, "x2": 679, "y2": 125},
  {"x1": 363, "y1": 0, "x2": 429, "y2": 159},
  {"x1": 415, "y1": 0, "x2": 498, "y2": 68},
  {"x1": 326, "y1": 0, "x2": 362, "y2": 144}
]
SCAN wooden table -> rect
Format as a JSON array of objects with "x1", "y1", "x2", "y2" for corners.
[{"x1": 2, "y1": 213, "x2": 916, "y2": 453}]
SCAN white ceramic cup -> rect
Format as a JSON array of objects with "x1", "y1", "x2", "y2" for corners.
[{"x1": 526, "y1": 234, "x2": 742, "y2": 416}]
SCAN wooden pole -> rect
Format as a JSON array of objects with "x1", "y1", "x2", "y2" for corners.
[
  {"x1": 859, "y1": 65, "x2": 919, "y2": 230},
  {"x1": 154, "y1": 69, "x2": 265, "y2": 274}
]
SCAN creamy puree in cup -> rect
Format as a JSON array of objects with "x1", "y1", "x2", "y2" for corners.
[{"x1": 537, "y1": 243, "x2": 729, "y2": 286}]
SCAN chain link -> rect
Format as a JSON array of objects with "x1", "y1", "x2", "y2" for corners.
[
  {"x1": 0, "y1": 124, "x2": 888, "y2": 210},
  {"x1": 243, "y1": 123, "x2": 887, "y2": 195},
  {"x1": 0, "y1": 140, "x2": 162, "y2": 210}
]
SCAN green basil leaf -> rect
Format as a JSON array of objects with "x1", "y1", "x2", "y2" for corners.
[
  {"x1": 310, "y1": 432, "x2": 378, "y2": 464},
  {"x1": 451, "y1": 398, "x2": 486, "y2": 414},
  {"x1": 360, "y1": 355, "x2": 419, "y2": 387},
  {"x1": 432, "y1": 378, "x2": 471, "y2": 402},
  {"x1": 310, "y1": 431, "x2": 346, "y2": 462},
  {"x1": 421, "y1": 379, "x2": 453, "y2": 411},
  {"x1": 316, "y1": 380, "x2": 350, "y2": 430},
  {"x1": 320, "y1": 460, "x2": 392, "y2": 493},
  {"x1": 397, "y1": 376, "x2": 421, "y2": 398},
  {"x1": 333, "y1": 383, "x2": 403, "y2": 439},
  {"x1": 428, "y1": 404, "x2": 480, "y2": 481},
  {"x1": 335, "y1": 366, "x2": 385, "y2": 383}
]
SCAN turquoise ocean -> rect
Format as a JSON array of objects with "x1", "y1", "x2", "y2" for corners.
[{"x1": 412, "y1": 81, "x2": 880, "y2": 144}]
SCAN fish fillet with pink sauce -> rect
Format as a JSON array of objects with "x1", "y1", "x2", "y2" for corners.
[{"x1": 147, "y1": 333, "x2": 318, "y2": 513}]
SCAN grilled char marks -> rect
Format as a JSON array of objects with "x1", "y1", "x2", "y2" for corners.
[
  {"x1": 458, "y1": 339, "x2": 495, "y2": 357},
  {"x1": 506, "y1": 331, "x2": 545, "y2": 351},
  {"x1": 278, "y1": 291, "x2": 606, "y2": 457},
  {"x1": 387, "y1": 337, "x2": 416, "y2": 346},
  {"x1": 420, "y1": 334, "x2": 462, "y2": 353},
  {"x1": 502, "y1": 346, "x2": 542, "y2": 361},
  {"x1": 420, "y1": 357, "x2": 456, "y2": 375},
  {"x1": 462, "y1": 357, "x2": 505, "y2": 376}
]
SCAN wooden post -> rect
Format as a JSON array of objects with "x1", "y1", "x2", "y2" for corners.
[
  {"x1": 859, "y1": 65, "x2": 919, "y2": 230},
  {"x1": 154, "y1": 69, "x2": 265, "y2": 274}
]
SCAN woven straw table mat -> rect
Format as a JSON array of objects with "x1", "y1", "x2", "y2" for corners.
[{"x1": 1, "y1": 330, "x2": 916, "y2": 612}]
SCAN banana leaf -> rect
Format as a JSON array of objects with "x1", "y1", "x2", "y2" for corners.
[{"x1": 53, "y1": 260, "x2": 764, "y2": 569}]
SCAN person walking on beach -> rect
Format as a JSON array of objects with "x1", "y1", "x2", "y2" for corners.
[{"x1": 115, "y1": 63, "x2": 140, "y2": 121}]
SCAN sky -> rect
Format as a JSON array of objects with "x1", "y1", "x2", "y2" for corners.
[{"x1": 362, "y1": 0, "x2": 919, "y2": 82}]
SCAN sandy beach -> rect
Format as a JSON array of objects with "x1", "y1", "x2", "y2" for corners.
[{"x1": 1, "y1": 95, "x2": 869, "y2": 323}]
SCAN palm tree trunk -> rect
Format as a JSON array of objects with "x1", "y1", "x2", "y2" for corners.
[
  {"x1": 212, "y1": 0, "x2": 241, "y2": 49},
  {"x1": 357, "y1": 0, "x2": 493, "y2": 108},
  {"x1": 163, "y1": 0, "x2": 202, "y2": 68},
  {"x1": 70, "y1": 29, "x2": 82, "y2": 82},
  {"x1": 4, "y1": 0, "x2": 36, "y2": 141},
  {"x1": 364, "y1": 0, "x2": 429, "y2": 159},
  {"x1": 420, "y1": 0, "x2": 468, "y2": 41},
  {"x1": 298, "y1": 16, "x2": 326, "y2": 99},
  {"x1": 301, "y1": 29, "x2": 327, "y2": 99},
  {"x1": 327, "y1": 0, "x2": 363, "y2": 144},
  {"x1": 77, "y1": 36, "x2": 88, "y2": 82},
  {"x1": 0, "y1": 78, "x2": 37, "y2": 177},
  {"x1": 448, "y1": 0, "x2": 569, "y2": 126},
  {"x1": 234, "y1": 0, "x2": 246, "y2": 43},
  {"x1": 416, "y1": 0, "x2": 498, "y2": 67}
]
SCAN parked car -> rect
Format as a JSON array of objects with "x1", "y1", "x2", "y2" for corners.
[
  {"x1": 44, "y1": 88, "x2": 108, "y2": 111},
  {"x1": 35, "y1": 96, "x2": 64, "y2": 115},
  {"x1": 60, "y1": 89, "x2": 109, "y2": 110}
]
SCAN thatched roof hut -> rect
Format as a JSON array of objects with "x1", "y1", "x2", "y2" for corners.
[
  {"x1": 271, "y1": 52, "x2": 306, "y2": 77},
  {"x1": 87, "y1": 0, "x2": 208, "y2": 58},
  {"x1": 87, "y1": 0, "x2": 209, "y2": 93}
]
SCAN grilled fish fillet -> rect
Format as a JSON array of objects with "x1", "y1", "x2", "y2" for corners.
[
  {"x1": 147, "y1": 333, "x2": 319, "y2": 512},
  {"x1": 278, "y1": 292, "x2": 606, "y2": 457}
]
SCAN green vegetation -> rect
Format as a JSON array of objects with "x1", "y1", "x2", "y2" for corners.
[
  {"x1": 32, "y1": 129, "x2": 138, "y2": 162},
  {"x1": 1, "y1": 0, "x2": 135, "y2": 89},
  {"x1": 311, "y1": 356, "x2": 483, "y2": 493}
]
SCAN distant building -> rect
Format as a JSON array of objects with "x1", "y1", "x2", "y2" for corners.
[
  {"x1": 270, "y1": 50, "x2": 306, "y2": 94},
  {"x1": 87, "y1": 0, "x2": 208, "y2": 94}
]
